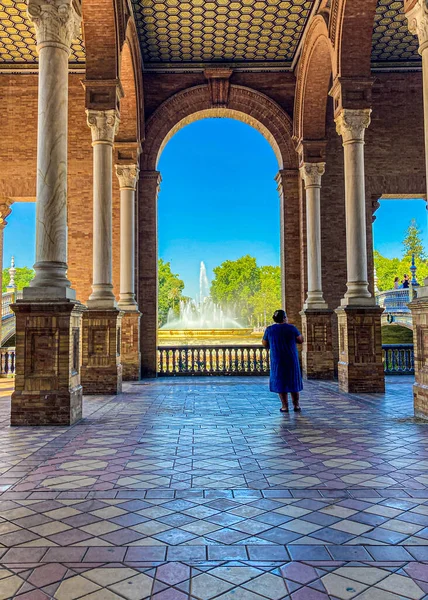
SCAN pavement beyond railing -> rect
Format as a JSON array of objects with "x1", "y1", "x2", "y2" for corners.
[{"x1": 0, "y1": 344, "x2": 415, "y2": 378}]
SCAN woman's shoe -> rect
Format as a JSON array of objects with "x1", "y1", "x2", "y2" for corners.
[
  {"x1": 293, "y1": 405, "x2": 301, "y2": 412},
  {"x1": 280, "y1": 407, "x2": 289, "y2": 413}
]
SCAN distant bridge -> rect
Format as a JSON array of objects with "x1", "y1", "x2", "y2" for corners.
[
  {"x1": 1, "y1": 290, "x2": 22, "y2": 347},
  {"x1": 376, "y1": 289, "x2": 413, "y2": 329}
]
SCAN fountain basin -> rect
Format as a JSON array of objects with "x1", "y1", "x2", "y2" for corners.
[{"x1": 158, "y1": 328, "x2": 260, "y2": 346}]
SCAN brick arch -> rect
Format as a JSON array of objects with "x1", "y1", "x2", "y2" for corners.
[
  {"x1": 294, "y1": 15, "x2": 333, "y2": 145},
  {"x1": 142, "y1": 85, "x2": 296, "y2": 171},
  {"x1": 82, "y1": 0, "x2": 121, "y2": 81},
  {"x1": 117, "y1": 21, "x2": 144, "y2": 142},
  {"x1": 330, "y1": 0, "x2": 378, "y2": 79}
]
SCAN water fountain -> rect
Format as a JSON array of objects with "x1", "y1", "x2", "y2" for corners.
[{"x1": 159, "y1": 262, "x2": 256, "y2": 346}]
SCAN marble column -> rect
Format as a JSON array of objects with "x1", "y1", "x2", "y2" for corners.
[
  {"x1": 81, "y1": 110, "x2": 122, "y2": 395},
  {"x1": 26, "y1": 0, "x2": 80, "y2": 299},
  {"x1": 335, "y1": 109, "x2": 374, "y2": 307},
  {"x1": 86, "y1": 110, "x2": 119, "y2": 309},
  {"x1": 300, "y1": 163, "x2": 327, "y2": 310},
  {"x1": 11, "y1": 0, "x2": 85, "y2": 426},
  {"x1": 406, "y1": 1, "x2": 428, "y2": 417},
  {"x1": 334, "y1": 109, "x2": 384, "y2": 393},
  {"x1": 116, "y1": 165, "x2": 139, "y2": 310},
  {"x1": 116, "y1": 164, "x2": 141, "y2": 380},
  {"x1": 299, "y1": 164, "x2": 334, "y2": 379}
]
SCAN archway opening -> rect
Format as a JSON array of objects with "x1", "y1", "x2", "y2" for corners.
[
  {"x1": 157, "y1": 117, "x2": 281, "y2": 350},
  {"x1": 373, "y1": 196, "x2": 426, "y2": 354}
]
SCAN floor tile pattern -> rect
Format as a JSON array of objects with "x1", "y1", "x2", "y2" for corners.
[{"x1": 0, "y1": 376, "x2": 427, "y2": 598}]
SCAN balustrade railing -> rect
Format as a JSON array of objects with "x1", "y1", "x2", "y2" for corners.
[
  {"x1": 158, "y1": 344, "x2": 415, "y2": 377},
  {"x1": 0, "y1": 347, "x2": 15, "y2": 375},
  {"x1": 158, "y1": 345, "x2": 270, "y2": 376},
  {"x1": 383, "y1": 343, "x2": 414, "y2": 375}
]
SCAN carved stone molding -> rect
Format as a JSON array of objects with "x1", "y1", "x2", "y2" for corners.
[
  {"x1": 86, "y1": 109, "x2": 120, "y2": 145},
  {"x1": 371, "y1": 196, "x2": 381, "y2": 223},
  {"x1": 204, "y1": 69, "x2": 233, "y2": 108},
  {"x1": 28, "y1": 0, "x2": 81, "y2": 52},
  {"x1": 300, "y1": 162, "x2": 325, "y2": 188},
  {"x1": 0, "y1": 200, "x2": 12, "y2": 229},
  {"x1": 406, "y1": 0, "x2": 428, "y2": 53},
  {"x1": 335, "y1": 108, "x2": 371, "y2": 143},
  {"x1": 115, "y1": 165, "x2": 139, "y2": 190}
]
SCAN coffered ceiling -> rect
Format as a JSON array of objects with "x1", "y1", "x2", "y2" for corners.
[{"x1": 0, "y1": 0, "x2": 421, "y2": 72}]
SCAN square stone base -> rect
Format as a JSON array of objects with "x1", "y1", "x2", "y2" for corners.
[
  {"x1": 300, "y1": 309, "x2": 334, "y2": 380},
  {"x1": 10, "y1": 300, "x2": 85, "y2": 426},
  {"x1": 335, "y1": 305, "x2": 385, "y2": 394},
  {"x1": 121, "y1": 311, "x2": 141, "y2": 381},
  {"x1": 81, "y1": 309, "x2": 123, "y2": 395}
]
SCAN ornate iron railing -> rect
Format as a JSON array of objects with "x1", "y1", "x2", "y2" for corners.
[
  {"x1": 0, "y1": 347, "x2": 15, "y2": 375},
  {"x1": 157, "y1": 345, "x2": 270, "y2": 376},
  {"x1": 383, "y1": 344, "x2": 414, "y2": 375}
]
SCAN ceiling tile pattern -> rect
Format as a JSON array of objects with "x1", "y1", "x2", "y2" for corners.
[
  {"x1": 371, "y1": 0, "x2": 420, "y2": 65},
  {"x1": 132, "y1": 0, "x2": 314, "y2": 65},
  {"x1": 0, "y1": 0, "x2": 85, "y2": 64}
]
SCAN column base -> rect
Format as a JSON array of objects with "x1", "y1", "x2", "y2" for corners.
[
  {"x1": 81, "y1": 309, "x2": 123, "y2": 395},
  {"x1": 10, "y1": 300, "x2": 85, "y2": 426},
  {"x1": 335, "y1": 305, "x2": 385, "y2": 394},
  {"x1": 300, "y1": 309, "x2": 334, "y2": 380},
  {"x1": 121, "y1": 311, "x2": 141, "y2": 381}
]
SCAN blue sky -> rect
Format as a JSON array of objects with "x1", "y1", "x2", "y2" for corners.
[{"x1": 3, "y1": 117, "x2": 428, "y2": 298}]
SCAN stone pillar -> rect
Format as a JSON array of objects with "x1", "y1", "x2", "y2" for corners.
[
  {"x1": 334, "y1": 109, "x2": 384, "y2": 393},
  {"x1": 410, "y1": 287, "x2": 428, "y2": 418},
  {"x1": 81, "y1": 110, "x2": 122, "y2": 394},
  {"x1": 138, "y1": 171, "x2": 161, "y2": 378},
  {"x1": 406, "y1": 1, "x2": 428, "y2": 417},
  {"x1": 116, "y1": 164, "x2": 141, "y2": 381},
  {"x1": 275, "y1": 169, "x2": 302, "y2": 328},
  {"x1": 11, "y1": 0, "x2": 85, "y2": 425},
  {"x1": 299, "y1": 163, "x2": 334, "y2": 379}
]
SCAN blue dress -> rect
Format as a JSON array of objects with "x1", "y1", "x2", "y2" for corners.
[{"x1": 263, "y1": 323, "x2": 303, "y2": 393}]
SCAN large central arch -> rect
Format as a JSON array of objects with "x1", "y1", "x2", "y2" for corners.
[{"x1": 138, "y1": 84, "x2": 302, "y2": 376}]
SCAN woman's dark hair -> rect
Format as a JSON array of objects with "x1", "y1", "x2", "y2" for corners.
[{"x1": 273, "y1": 309, "x2": 287, "y2": 324}]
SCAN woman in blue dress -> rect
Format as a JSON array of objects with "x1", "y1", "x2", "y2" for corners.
[{"x1": 262, "y1": 309, "x2": 304, "y2": 413}]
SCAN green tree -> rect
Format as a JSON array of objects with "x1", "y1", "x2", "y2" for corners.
[
  {"x1": 403, "y1": 218, "x2": 426, "y2": 260},
  {"x1": 210, "y1": 255, "x2": 261, "y2": 322},
  {"x1": 158, "y1": 259, "x2": 185, "y2": 326},
  {"x1": 374, "y1": 251, "x2": 428, "y2": 291},
  {"x1": 250, "y1": 266, "x2": 282, "y2": 326},
  {"x1": 2, "y1": 267, "x2": 34, "y2": 292}
]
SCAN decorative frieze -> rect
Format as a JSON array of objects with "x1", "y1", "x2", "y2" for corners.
[{"x1": 406, "y1": 0, "x2": 428, "y2": 53}]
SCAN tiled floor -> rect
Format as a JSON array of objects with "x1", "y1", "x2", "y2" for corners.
[{"x1": 1, "y1": 376, "x2": 428, "y2": 598}]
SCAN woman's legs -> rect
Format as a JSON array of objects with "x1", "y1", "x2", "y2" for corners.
[
  {"x1": 279, "y1": 393, "x2": 288, "y2": 411},
  {"x1": 291, "y1": 392, "x2": 301, "y2": 411}
]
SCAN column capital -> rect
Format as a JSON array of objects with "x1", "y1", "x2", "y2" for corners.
[
  {"x1": 86, "y1": 109, "x2": 119, "y2": 145},
  {"x1": 27, "y1": 0, "x2": 81, "y2": 53},
  {"x1": 406, "y1": 0, "x2": 428, "y2": 53},
  {"x1": 335, "y1": 108, "x2": 371, "y2": 143},
  {"x1": 299, "y1": 162, "x2": 325, "y2": 188},
  {"x1": 115, "y1": 164, "x2": 139, "y2": 190}
]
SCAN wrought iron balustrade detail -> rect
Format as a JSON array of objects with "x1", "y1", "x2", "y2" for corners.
[
  {"x1": 383, "y1": 344, "x2": 414, "y2": 375},
  {"x1": 158, "y1": 345, "x2": 270, "y2": 376}
]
